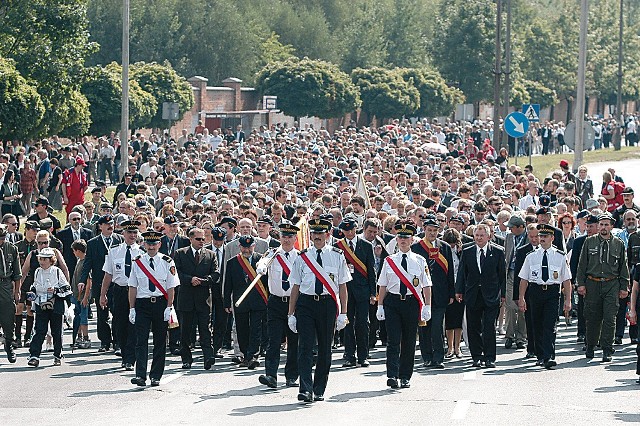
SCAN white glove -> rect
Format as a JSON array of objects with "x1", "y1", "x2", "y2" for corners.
[
  {"x1": 288, "y1": 315, "x2": 297, "y2": 333},
  {"x1": 129, "y1": 308, "x2": 136, "y2": 324},
  {"x1": 336, "y1": 313, "x2": 348, "y2": 331},
  {"x1": 421, "y1": 305, "x2": 432, "y2": 322},
  {"x1": 164, "y1": 307, "x2": 172, "y2": 322},
  {"x1": 376, "y1": 306, "x2": 385, "y2": 321},
  {"x1": 256, "y1": 266, "x2": 267, "y2": 275}
]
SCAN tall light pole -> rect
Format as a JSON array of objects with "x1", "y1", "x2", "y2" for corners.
[
  {"x1": 503, "y1": 0, "x2": 512, "y2": 150},
  {"x1": 120, "y1": 0, "x2": 130, "y2": 180},
  {"x1": 614, "y1": 0, "x2": 623, "y2": 150},
  {"x1": 492, "y1": 0, "x2": 503, "y2": 151},
  {"x1": 573, "y1": 0, "x2": 588, "y2": 171}
]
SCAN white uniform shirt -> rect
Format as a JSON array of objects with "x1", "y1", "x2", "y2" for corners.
[
  {"x1": 128, "y1": 252, "x2": 180, "y2": 298},
  {"x1": 378, "y1": 250, "x2": 432, "y2": 295},
  {"x1": 103, "y1": 243, "x2": 143, "y2": 287},
  {"x1": 289, "y1": 245, "x2": 351, "y2": 296},
  {"x1": 518, "y1": 246, "x2": 571, "y2": 285},
  {"x1": 267, "y1": 247, "x2": 299, "y2": 297},
  {"x1": 33, "y1": 266, "x2": 69, "y2": 305}
]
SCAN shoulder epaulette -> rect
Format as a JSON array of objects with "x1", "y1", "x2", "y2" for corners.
[
  {"x1": 111, "y1": 242, "x2": 123, "y2": 249},
  {"x1": 133, "y1": 255, "x2": 141, "y2": 261},
  {"x1": 332, "y1": 247, "x2": 343, "y2": 254},
  {"x1": 162, "y1": 254, "x2": 172, "y2": 262},
  {"x1": 556, "y1": 249, "x2": 565, "y2": 256},
  {"x1": 300, "y1": 248, "x2": 308, "y2": 254}
]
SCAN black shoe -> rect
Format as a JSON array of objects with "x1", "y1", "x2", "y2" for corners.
[
  {"x1": 526, "y1": 352, "x2": 536, "y2": 359},
  {"x1": 359, "y1": 360, "x2": 370, "y2": 367},
  {"x1": 484, "y1": 361, "x2": 496, "y2": 368},
  {"x1": 544, "y1": 360, "x2": 557, "y2": 369},
  {"x1": 213, "y1": 352, "x2": 224, "y2": 359},
  {"x1": 614, "y1": 337, "x2": 623, "y2": 345},
  {"x1": 150, "y1": 378, "x2": 160, "y2": 387},
  {"x1": 581, "y1": 345, "x2": 587, "y2": 352},
  {"x1": 472, "y1": 359, "x2": 483, "y2": 368},
  {"x1": 387, "y1": 378, "x2": 399, "y2": 389},
  {"x1": 259, "y1": 375, "x2": 277, "y2": 388},
  {"x1": 298, "y1": 391, "x2": 313, "y2": 402},
  {"x1": 124, "y1": 363, "x2": 134, "y2": 371},
  {"x1": 114, "y1": 349, "x2": 122, "y2": 357},
  {"x1": 313, "y1": 394, "x2": 324, "y2": 401},
  {"x1": 577, "y1": 335, "x2": 585, "y2": 343},
  {"x1": 24, "y1": 339, "x2": 31, "y2": 348},
  {"x1": 432, "y1": 362, "x2": 445, "y2": 369},
  {"x1": 181, "y1": 363, "x2": 191, "y2": 370},
  {"x1": 247, "y1": 358, "x2": 260, "y2": 370},
  {"x1": 204, "y1": 357, "x2": 215, "y2": 370},
  {"x1": 602, "y1": 350, "x2": 613, "y2": 362},
  {"x1": 342, "y1": 359, "x2": 357, "y2": 368},
  {"x1": 631, "y1": 338, "x2": 639, "y2": 344},
  {"x1": 586, "y1": 346, "x2": 595, "y2": 359},
  {"x1": 231, "y1": 356, "x2": 243, "y2": 365},
  {"x1": 98, "y1": 346, "x2": 109, "y2": 353},
  {"x1": 171, "y1": 348, "x2": 181, "y2": 356},
  {"x1": 423, "y1": 361, "x2": 433, "y2": 368},
  {"x1": 516, "y1": 341, "x2": 526, "y2": 350},
  {"x1": 400, "y1": 379, "x2": 411, "y2": 388},
  {"x1": 286, "y1": 378, "x2": 298, "y2": 387},
  {"x1": 504, "y1": 337, "x2": 513, "y2": 349},
  {"x1": 535, "y1": 359, "x2": 544, "y2": 366},
  {"x1": 131, "y1": 377, "x2": 146, "y2": 387},
  {"x1": 6, "y1": 346, "x2": 16, "y2": 363}
]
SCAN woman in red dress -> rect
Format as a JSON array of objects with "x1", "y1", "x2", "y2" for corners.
[{"x1": 63, "y1": 157, "x2": 88, "y2": 217}]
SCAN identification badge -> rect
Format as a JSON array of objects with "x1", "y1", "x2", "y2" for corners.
[
  {"x1": 531, "y1": 270, "x2": 539, "y2": 278},
  {"x1": 553, "y1": 271, "x2": 559, "y2": 280},
  {"x1": 115, "y1": 263, "x2": 122, "y2": 271},
  {"x1": 413, "y1": 276, "x2": 419, "y2": 287}
]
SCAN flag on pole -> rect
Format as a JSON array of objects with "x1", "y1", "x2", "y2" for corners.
[
  {"x1": 294, "y1": 215, "x2": 310, "y2": 250},
  {"x1": 355, "y1": 166, "x2": 371, "y2": 210}
]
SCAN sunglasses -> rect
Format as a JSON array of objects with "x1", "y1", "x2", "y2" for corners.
[
  {"x1": 193, "y1": 237, "x2": 205, "y2": 241},
  {"x1": 71, "y1": 218, "x2": 81, "y2": 221},
  {"x1": 37, "y1": 241, "x2": 49, "y2": 245},
  {"x1": 562, "y1": 221, "x2": 572, "y2": 225},
  {"x1": 7, "y1": 222, "x2": 17, "y2": 226}
]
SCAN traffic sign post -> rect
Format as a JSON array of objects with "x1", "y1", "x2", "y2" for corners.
[
  {"x1": 522, "y1": 104, "x2": 540, "y2": 122},
  {"x1": 504, "y1": 111, "x2": 530, "y2": 139}
]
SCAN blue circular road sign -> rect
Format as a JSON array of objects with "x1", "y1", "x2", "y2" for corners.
[{"x1": 504, "y1": 112, "x2": 530, "y2": 138}]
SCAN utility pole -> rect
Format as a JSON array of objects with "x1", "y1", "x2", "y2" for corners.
[
  {"x1": 573, "y1": 0, "x2": 588, "y2": 171},
  {"x1": 614, "y1": 0, "x2": 623, "y2": 150},
  {"x1": 492, "y1": 0, "x2": 503, "y2": 151},
  {"x1": 120, "y1": 0, "x2": 130, "y2": 180},
  {"x1": 503, "y1": 0, "x2": 512, "y2": 152}
]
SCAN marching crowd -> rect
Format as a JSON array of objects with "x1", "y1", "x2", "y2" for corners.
[{"x1": 0, "y1": 117, "x2": 639, "y2": 402}]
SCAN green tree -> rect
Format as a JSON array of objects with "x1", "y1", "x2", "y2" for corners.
[
  {"x1": 0, "y1": 58, "x2": 45, "y2": 140},
  {"x1": 399, "y1": 68, "x2": 465, "y2": 117},
  {"x1": 384, "y1": 0, "x2": 430, "y2": 68},
  {"x1": 430, "y1": 0, "x2": 495, "y2": 104},
  {"x1": 255, "y1": 57, "x2": 361, "y2": 119},
  {"x1": 351, "y1": 67, "x2": 420, "y2": 121},
  {"x1": 131, "y1": 61, "x2": 194, "y2": 129},
  {"x1": 338, "y1": 1, "x2": 388, "y2": 72}
]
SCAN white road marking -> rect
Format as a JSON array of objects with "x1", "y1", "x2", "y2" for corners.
[
  {"x1": 463, "y1": 371, "x2": 476, "y2": 381},
  {"x1": 451, "y1": 400, "x2": 471, "y2": 420}
]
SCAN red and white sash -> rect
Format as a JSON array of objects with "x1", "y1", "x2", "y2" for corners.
[{"x1": 299, "y1": 251, "x2": 340, "y2": 316}]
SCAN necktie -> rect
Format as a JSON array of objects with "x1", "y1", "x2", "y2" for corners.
[
  {"x1": 349, "y1": 241, "x2": 354, "y2": 252},
  {"x1": 216, "y1": 248, "x2": 221, "y2": 272},
  {"x1": 400, "y1": 254, "x2": 408, "y2": 297},
  {"x1": 282, "y1": 252, "x2": 290, "y2": 291},
  {"x1": 315, "y1": 249, "x2": 323, "y2": 295},
  {"x1": 480, "y1": 248, "x2": 486, "y2": 270},
  {"x1": 542, "y1": 250, "x2": 549, "y2": 282},
  {"x1": 125, "y1": 246, "x2": 131, "y2": 278},
  {"x1": 148, "y1": 257, "x2": 155, "y2": 292},
  {"x1": 194, "y1": 249, "x2": 200, "y2": 264},
  {"x1": 105, "y1": 237, "x2": 111, "y2": 248}
]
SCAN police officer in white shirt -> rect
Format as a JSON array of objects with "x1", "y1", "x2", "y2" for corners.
[
  {"x1": 128, "y1": 230, "x2": 180, "y2": 387},
  {"x1": 377, "y1": 220, "x2": 432, "y2": 389},
  {"x1": 518, "y1": 224, "x2": 572, "y2": 369},
  {"x1": 258, "y1": 222, "x2": 300, "y2": 390},
  {"x1": 287, "y1": 218, "x2": 350, "y2": 403},
  {"x1": 100, "y1": 220, "x2": 142, "y2": 371}
]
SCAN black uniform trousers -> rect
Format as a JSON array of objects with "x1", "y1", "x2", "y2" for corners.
[
  {"x1": 30, "y1": 304, "x2": 63, "y2": 359},
  {"x1": 265, "y1": 296, "x2": 298, "y2": 380},
  {"x1": 524, "y1": 289, "x2": 536, "y2": 355},
  {"x1": 180, "y1": 308, "x2": 213, "y2": 364},
  {"x1": 95, "y1": 283, "x2": 114, "y2": 348},
  {"x1": 134, "y1": 297, "x2": 168, "y2": 380},
  {"x1": 0, "y1": 279, "x2": 15, "y2": 347},
  {"x1": 210, "y1": 283, "x2": 227, "y2": 352},
  {"x1": 419, "y1": 306, "x2": 447, "y2": 364},
  {"x1": 384, "y1": 294, "x2": 419, "y2": 380},
  {"x1": 235, "y1": 308, "x2": 265, "y2": 361},
  {"x1": 616, "y1": 295, "x2": 638, "y2": 340},
  {"x1": 466, "y1": 295, "x2": 498, "y2": 363},
  {"x1": 168, "y1": 287, "x2": 180, "y2": 352},
  {"x1": 343, "y1": 284, "x2": 370, "y2": 363},
  {"x1": 112, "y1": 284, "x2": 136, "y2": 365},
  {"x1": 528, "y1": 284, "x2": 560, "y2": 362},
  {"x1": 297, "y1": 294, "x2": 337, "y2": 396},
  {"x1": 368, "y1": 304, "x2": 387, "y2": 347}
]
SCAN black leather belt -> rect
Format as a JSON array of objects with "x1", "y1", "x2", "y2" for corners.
[
  {"x1": 387, "y1": 293, "x2": 415, "y2": 301},
  {"x1": 270, "y1": 295, "x2": 289, "y2": 302},
  {"x1": 535, "y1": 284, "x2": 560, "y2": 290},
  {"x1": 301, "y1": 294, "x2": 332, "y2": 301}
]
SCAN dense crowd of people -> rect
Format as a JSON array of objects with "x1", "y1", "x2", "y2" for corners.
[{"x1": 0, "y1": 117, "x2": 639, "y2": 401}]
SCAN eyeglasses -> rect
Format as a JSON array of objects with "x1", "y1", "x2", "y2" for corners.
[
  {"x1": 71, "y1": 218, "x2": 81, "y2": 221},
  {"x1": 193, "y1": 237, "x2": 205, "y2": 241},
  {"x1": 37, "y1": 241, "x2": 49, "y2": 245},
  {"x1": 7, "y1": 222, "x2": 17, "y2": 226},
  {"x1": 561, "y1": 221, "x2": 572, "y2": 225}
]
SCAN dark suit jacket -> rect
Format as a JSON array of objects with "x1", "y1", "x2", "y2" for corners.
[
  {"x1": 570, "y1": 235, "x2": 587, "y2": 284},
  {"x1": 159, "y1": 235, "x2": 190, "y2": 257},
  {"x1": 267, "y1": 238, "x2": 281, "y2": 249},
  {"x1": 456, "y1": 243, "x2": 506, "y2": 308},
  {"x1": 223, "y1": 252, "x2": 265, "y2": 313},
  {"x1": 58, "y1": 226, "x2": 92, "y2": 277},
  {"x1": 411, "y1": 238, "x2": 455, "y2": 308},
  {"x1": 552, "y1": 226, "x2": 565, "y2": 252},
  {"x1": 340, "y1": 236, "x2": 376, "y2": 298},
  {"x1": 513, "y1": 243, "x2": 536, "y2": 300},
  {"x1": 174, "y1": 246, "x2": 219, "y2": 312},
  {"x1": 80, "y1": 233, "x2": 123, "y2": 297},
  {"x1": 373, "y1": 236, "x2": 389, "y2": 278}
]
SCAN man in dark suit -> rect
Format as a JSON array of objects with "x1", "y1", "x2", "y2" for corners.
[
  {"x1": 455, "y1": 223, "x2": 506, "y2": 368},
  {"x1": 336, "y1": 218, "x2": 376, "y2": 367},
  {"x1": 503, "y1": 215, "x2": 529, "y2": 350},
  {"x1": 79, "y1": 214, "x2": 123, "y2": 352},
  {"x1": 362, "y1": 218, "x2": 389, "y2": 348},
  {"x1": 513, "y1": 224, "x2": 540, "y2": 358},
  {"x1": 174, "y1": 227, "x2": 219, "y2": 370},
  {"x1": 209, "y1": 227, "x2": 228, "y2": 357},
  {"x1": 58, "y1": 211, "x2": 92, "y2": 277},
  {"x1": 159, "y1": 215, "x2": 190, "y2": 355},
  {"x1": 235, "y1": 125, "x2": 245, "y2": 143},
  {"x1": 412, "y1": 216, "x2": 455, "y2": 369},
  {"x1": 224, "y1": 235, "x2": 266, "y2": 369}
]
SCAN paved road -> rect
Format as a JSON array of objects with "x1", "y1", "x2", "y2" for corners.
[
  {"x1": 584, "y1": 158, "x2": 640, "y2": 193},
  {"x1": 0, "y1": 320, "x2": 638, "y2": 425}
]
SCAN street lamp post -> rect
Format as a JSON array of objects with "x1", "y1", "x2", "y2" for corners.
[
  {"x1": 492, "y1": 0, "x2": 503, "y2": 151},
  {"x1": 573, "y1": 0, "x2": 588, "y2": 171},
  {"x1": 614, "y1": 0, "x2": 623, "y2": 151},
  {"x1": 120, "y1": 0, "x2": 130, "y2": 180}
]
